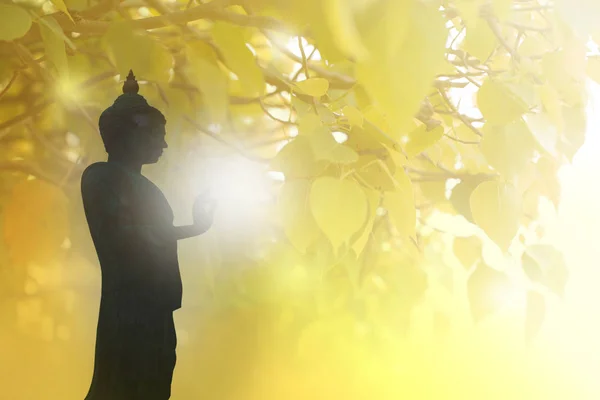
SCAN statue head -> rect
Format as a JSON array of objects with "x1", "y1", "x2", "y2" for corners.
[{"x1": 98, "y1": 70, "x2": 167, "y2": 164}]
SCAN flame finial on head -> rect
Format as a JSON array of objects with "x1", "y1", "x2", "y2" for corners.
[{"x1": 122, "y1": 69, "x2": 139, "y2": 94}]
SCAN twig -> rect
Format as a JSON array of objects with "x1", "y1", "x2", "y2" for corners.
[
  {"x1": 0, "y1": 70, "x2": 19, "y2": 100},
  {"x1": 297, "y1": 36, "x2": 309, "y2": 79},
  {"x1": 438, "y1": 89, "x2": 483, "y2": 137}
]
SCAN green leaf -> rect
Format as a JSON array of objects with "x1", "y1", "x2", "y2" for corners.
[
  {"x1": 477, "y1": 80, "x2": 529, "y2": 124},
  {"x1": 279, "y1": 179, "x2": 321, "y2": 253},
  {"x1": 467, "y1": 261, "x2": 514, "y2": 322},
  {"x1": 295, "y1": 78, "x2": 330, "y2": 97},
  {"x1": 309, "y1": 177, "x2": 369, "y2": 252},
  {"x1": 470, "y1": 180, "x2": 521, "y2": 251},
  {"x1": 522, "y1": 244, "x2": 568, "y2": 297},
  {"x1": 0, "y1": 4, "x2": 32, "y2": 41}
]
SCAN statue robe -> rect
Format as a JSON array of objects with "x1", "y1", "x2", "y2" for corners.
[{"x1": 81, "y1": 161, "x2": 182, "y2": 400}]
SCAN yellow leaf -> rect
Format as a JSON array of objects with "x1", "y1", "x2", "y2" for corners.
[
  {"x1": 342, "y1": 105, "x2": 364, "y2": 127},
  {"x1": 295, "y1": 78, "x2": 330, "y2": 97},
  {"x1": 351, "y1": 188, "x2": 381, "y2": 256},
  {"x1": 271, "y1": 136, "x2": 322, "y2": 179},
  {"x1": 103, "y1": 21, "x2": 172, "y2": 83},
  {"x1": 383, "y1": 167, "x2": 416, "y2": 237},
  {"x1": 309, "y1": 177, "x2": 369, "y2": 251},
  {"x1": 279, "y1": 179, "x2": 321, "y2": 253},
  {"x1": 39, "y1": 16, "x2": 69, "y2": 79},
  {"x1": 0, "y1": 4, "x2": 32, "y2": 41},
  {"x1": 405, "y1": 124, "x2": 444, "y2": 157},
  {"x1": 328, "y1": 144, "x2": 360, "y2": 164},
  {"x1": 492, "y1": 0, "x2": 512, "y2": 20},
  {"x1": 455, "y1": 0, "x2": 483, "y2": 26},
  {"x1": 50, "y1": 0, "x2": 74, "y2": 22},
  {"x1": 212, "y1": 22, "x2": 265, "y2": 97},
  {"x1": 477, "y1": 80, "x2": 529, "y2": 124},
  {"x1": 480, "y1": 120, "x2": 535, "y2": 179},
  {"x1": 186, "y1": 42, "x2": 229, "y2": 124},
  {"x1": 355, "y1": 1, "x2": 447, "y2": 134},
  {"x1": 587, "y1": 56, "x2": 600, "y2": 84},
  {"x1": 523, "y1": 113, "x2": 558, "y2": 156},
  {"x1": 3, "y1": 180, "x2": 70, "y2": 266},
  {"x1": 463, "y1": 21, "x2": 497, "y2": 61},
  {"x1": 538, "y1": 84, "x2": 563, "y2": 130},
  {"x1": 470, "y1": 180, "x2": 521, "y2": 251},
  {"x1": 453, "y1": 236, "x2": 482, "y2": 269},
  {"x1": 323, "y1": 0, "x2": 370, "y2": 60},
  {"x1": 298, "y1": 113, "x2": 359, "y2": 163},
  {"x1": 468, "y1": 261, "x2": 514, "y2": 321},
  {"x1": 355, "y1": 158, "x2": 396, "y2": 192}
]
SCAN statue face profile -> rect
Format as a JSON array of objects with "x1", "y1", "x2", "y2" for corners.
[
  {"x1": 117, "y1": 113, "x2": 168, "y2": 165},
  {"x1": 131, "y1": 113, "x2": 168, "y2": 164}
]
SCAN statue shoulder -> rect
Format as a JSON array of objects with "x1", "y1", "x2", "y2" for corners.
[{"x1": 81, "y1": 162, "x2": 125, "y2": 191}]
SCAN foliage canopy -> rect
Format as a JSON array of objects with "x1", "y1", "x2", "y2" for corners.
[{"x1": 0, "y1": 0, "x2": 596, "y2": 397}]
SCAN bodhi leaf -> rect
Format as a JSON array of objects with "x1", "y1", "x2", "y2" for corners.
[
  {"x1": 342, "y1": 105, "x2": 364, "y2": 127},
  {"x1": 309, "y1": 177, "x2": 368, "y2": 252},
  {"x1": 212, "y1": 22, "x2": 265, "y2": 97},
  {"x1": 467, "y1": 261, "x2": 514, "y2": 322},
  {"x1": 355, "y1": 1, "x2": 447, "y2": 134},
  {"x1": 405, "y1": 124, "x2": 444, "y2": 157},
  {"x1": 351, "y1": 188, "x2": 381, "y2": 256},
  {"x1": 477, "y1": 80, "x2": 529, "y2": 124},
  {"x1": 524, "y1": 113, "x2": 559, "y2": 157},
  {"x1": 355, "y1": 158, "x2": 396, "y2": 192},
  {"x1": 470, "y1": 180, "x2": 521, "y2": 251},
  {"x1": 525, "y1": 290, "x2": 546, "y2": 344},
  {"x1": 298, "y1": 112, "x2": 359, "y2": 163},
  {"x1": 186, "y1": 42, "x2": 230, "y2": 124},
  {"x1": 383, "y1": 167, "x2": 416, "y2": 237},
  {"x1": 270, "y1": 136, "x2": 323, "y2": 179},
  {"x1": 50, "y1": 0, "x2": 74, "y2": 22},
  {"x1": 450, "y1": 176, "x2": 488, "y2": 223},
  {"x1": 295, "y1": 78, "x2": 330, "y2": 97},
  {"x1": 103, "y1": 22, "x2": 172, "y2": 83},
  {"x1": 3, "y1": 179, "x2": 70, "y2": 266},
  {"x1": 0, "y1": 4, "x2": 32, "y2": 41},
  {"x1": 279, "y1": 179, "x2": 321, "y2": 253},
  {"x1": 453, "y1": 235, "x2": 482, "y2": 269},
  {"x1": 480, "y1": 120, "x2": 536, "y2": 179},
  {"x1": 522, "y1": 244, "x2": 568, "y2": 297},
  {"x1": 463, "y1": 21, "x2": 497, "y2": 61},
  {"x1": 39, "y1": 16, "x2": 69, "y2": 80}
]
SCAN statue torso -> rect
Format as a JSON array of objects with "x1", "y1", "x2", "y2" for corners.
[{"x1": 81, "y1": 161, "x2": 182, "y2": 311}]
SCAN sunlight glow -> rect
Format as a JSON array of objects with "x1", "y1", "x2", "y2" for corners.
[{"x1": 193, "y1": 154, "x2": 274, "y2": 235}]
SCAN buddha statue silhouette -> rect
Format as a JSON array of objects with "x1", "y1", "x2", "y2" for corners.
[{"x1": 81, "y1": 70, "x2": 216, "y2": 399}]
